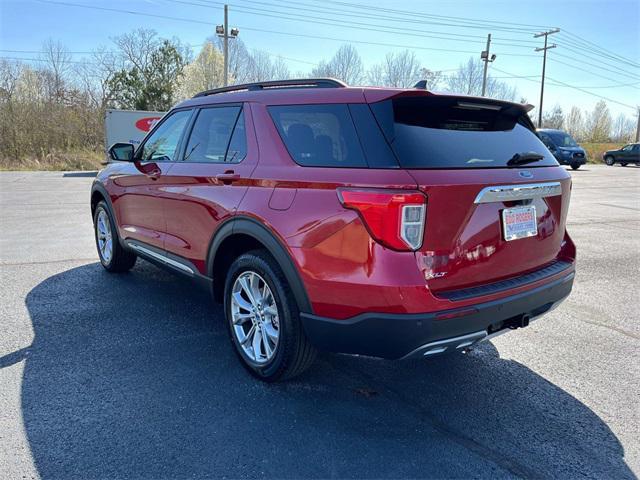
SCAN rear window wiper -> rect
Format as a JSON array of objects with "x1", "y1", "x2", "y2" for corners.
[{"x1": 507, "y1": 152, "x2": 544, "y2": 166}]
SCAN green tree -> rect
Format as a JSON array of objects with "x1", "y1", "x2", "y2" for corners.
[{"x1": 108, "y1": 39, "x2": 186, "y2": 111}]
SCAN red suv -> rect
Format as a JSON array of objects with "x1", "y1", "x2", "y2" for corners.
[{"x1": 92, "y1": 78, "x2": 575, "y2": 381}]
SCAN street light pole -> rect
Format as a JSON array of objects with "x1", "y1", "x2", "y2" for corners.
[
  {"x1": 223, "y1": 4, "x2": 228, "y2": 86},
  {"x1": 480, "y1": 33, "x2": 495, "y2": 97},
  {"x1": 216, "y1": 5, "x2": 239, "y2": 87},
  {"x1": 534, "y1": 28, "x2": 560, "y2": 128}
]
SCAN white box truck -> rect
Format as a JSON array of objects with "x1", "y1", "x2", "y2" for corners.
[{"x1": 104, "y1": 109, "x2": 165, "y2": 155}]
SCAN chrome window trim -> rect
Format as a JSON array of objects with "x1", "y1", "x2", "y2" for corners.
[{"x1": 474, "y1": 181, "x2": 562, "y2": 204}]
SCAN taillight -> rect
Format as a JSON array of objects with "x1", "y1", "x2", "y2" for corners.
[{"x1": 337, "y1": 188, "x2": 426, "y2": 251}]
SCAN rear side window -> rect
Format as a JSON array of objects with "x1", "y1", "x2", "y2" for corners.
[
  {"x1": 183, "y1": 106, "x2": 245, "y2": 163},
  {"x1": 269, "y1": 104, "x2": 368, "y2": 168},
  {"x1": 371, "y1": 97, "x2": 559, "y2": 169}
]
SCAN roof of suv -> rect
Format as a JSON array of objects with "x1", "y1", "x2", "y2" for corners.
[{"x1": 175, "y1": 78, "x2": 534, "y2": 113}]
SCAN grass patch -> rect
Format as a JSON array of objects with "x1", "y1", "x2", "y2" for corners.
[{"x1": 0, "y1": 149, "x2": 104, "y2": 171}]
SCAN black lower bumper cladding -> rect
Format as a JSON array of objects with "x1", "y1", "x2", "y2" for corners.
[{"x1": 300, "y1": 271, "x2": 574, "y2": 360}]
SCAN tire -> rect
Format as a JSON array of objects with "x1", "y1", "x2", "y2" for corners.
[
  {"x1": 224, "y1": 249, "x2": 317, "y2": 382},
  {"x1": 570, "y1": 162, "x2": 580, "y2": 170},
  {"x1": 621, "y1": 162, "x2": 628, "y2": 167},
  {"x1": 93, "y1": 201, "x2": 137, "y2": 272},
  {"x1": 604, "y1": 156, "x2": 615, "y2": 166}
]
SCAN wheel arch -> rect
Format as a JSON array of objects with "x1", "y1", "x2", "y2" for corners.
[
  {"x1": 90, "y1": 182, "x2": 114, "y2": 215},
  {"x1": 207, "y1": 216, "x2": 312, "y2": 314}
]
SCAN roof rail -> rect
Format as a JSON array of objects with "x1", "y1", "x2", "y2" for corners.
[{"x1": 193, "y1": 78, "x2": 348, "y2": 98}]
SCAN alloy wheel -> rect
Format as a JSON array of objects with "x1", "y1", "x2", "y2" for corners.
[
  {"x1": 230, "y1": 271, "x2": 280, "y2": 364},
  {"x1": 96, "y1": 209, "x2": 113, "y2": 263}
]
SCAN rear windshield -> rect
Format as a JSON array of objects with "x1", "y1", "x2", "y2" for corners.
[{"x1": 370, "y1": 97, "x2": 559, "y2": 169}]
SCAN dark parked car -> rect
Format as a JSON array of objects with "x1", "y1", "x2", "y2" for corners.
[
  {"x1": 603, "y1": 143, "x2": 640, "y2": 166},
  {"x1": 537, "y1": 129, "x2": 587, "y2": 170},
  {"x1": 92, "y1": 79, "x2": 576, "y2": 381}
]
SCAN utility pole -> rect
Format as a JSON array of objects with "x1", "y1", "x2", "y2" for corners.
[
  {"x1": 216, "y1": 4, "x2": 239, "y2": 87},
  {"x1": 534, "y1": 28, "x2": 560, "y2": 128},
  {"x1": 480, "y1": 33, "x2": 496, "y2": 97},
  {"x1": 636, "y1": 107, "x2": 640, "y2": 142}
]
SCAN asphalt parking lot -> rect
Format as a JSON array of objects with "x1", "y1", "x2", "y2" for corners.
[{"x1": 1, "y1": 164, "x2": 638, "y2": 479}]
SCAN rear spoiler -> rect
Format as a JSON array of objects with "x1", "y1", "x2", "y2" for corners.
[{"x1": 363, "y1": 89, "x2": 537, "y2": 131}]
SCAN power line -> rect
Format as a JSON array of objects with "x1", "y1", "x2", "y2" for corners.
[
  {"x1": 561, "y1": 31, "x2": 640, "y2": 68},
  {"x1": 173, "y1": 0, "x2": 640, "y2": 79},
  {"x1": 297, "y1": 0, "x2": 550, "y2": 32},
  {"x1": 555, "y1": 37, "x2": 640, "y2": 70},
  {"x1": 32, "y1": 0, "x2": 539, "y2": 57},
  {"x1": 310, "y1": 0, "x2": 639, "y2": 77},
  {"x1": 272, "y1": 0, "x2": 639, "y2": 70},
  {"x1": 552, "y1": 45, "x2": 640, "y2": 79},
  {"x1": 491, "y1": 65, "x2": 636, "y2": 111},
  {"x1": 223, "y1": 0, "x2": 541, "y2": 43},
  {"x1": 164, "y1": 0, "x2": 540, "y2": 51},
  {"x1": 547, "y1": 54, "x2": 640, "y2": 87}
]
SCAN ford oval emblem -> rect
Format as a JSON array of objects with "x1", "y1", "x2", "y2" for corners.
[{"x1": 519, "y1": 171, "x2": 533, "y2": 179}]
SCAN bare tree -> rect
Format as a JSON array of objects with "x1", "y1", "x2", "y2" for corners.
[
  {"x1": 366, "y1": 50, "x2": 423, "y2": 88},
  {"x1": 311, "y1": 44, "x2": 364, "y2": 84},
  {"x1": 245, "y1": 50, "x2": 291, "y2": 83},
  {"x1": 112, "y1": 29, "x2": 160, "y2": 73},
  {"x1": 383, "y1": 50, "x2": 422, "y2": 87},
  {"x1": 447, "y1": 57, "x2": 483, "y2": 96},
  {"x1": 213, "y1": 36, "x2": 253, "y2": 85},
  {"x1": 585, "y1": 100, "x2": 612, "y2": 142},
  {"x1": 310, "y1": 44, "x2": 364, "y2": 84},
  {"x1": 565, "y1": 106, "x2": 584, "y2": 140},
  {"x1": 0, "y1": 59, "x2": 22, "y2": 101},
  {"x1": 611, "y1": 113, "x2": 635, "y2": 142},
  {"x1": 39, "y1": 38, "x2": 72, "y2": 101},
  {"x1": 365, "y1": 63, "x2": 385, "y2": 86},
  {"x1": 446, "y1": 57, "x2": 516, "y2": 101},
  {"x1": 418, "y1": 68, "x2": 442, "y2": 90},
  {"x1": 542, "y1": 104, "x2": 564, "y2": 129}
]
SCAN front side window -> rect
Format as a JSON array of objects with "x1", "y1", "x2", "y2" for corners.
[
  {"x1": 183, "y1": 106, "x2": 245, "y2": 163},
  {"x1": 269, "y1": 104, "x2": 367, "y2": 168},
  {"x1": 622, "y1": 144, "x2": 632, "y2": 151},
  {"x1": 140, "y1": 110, "x2": 191, "y2": 162}
]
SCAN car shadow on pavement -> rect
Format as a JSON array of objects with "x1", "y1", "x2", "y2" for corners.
[{"x1": 18, "y1": 262, "x2": 634, "y2": 479}]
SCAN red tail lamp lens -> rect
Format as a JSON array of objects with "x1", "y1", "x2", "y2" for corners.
[{"x1": 338, "y1": 189, "x2": 426, "y2": 251}]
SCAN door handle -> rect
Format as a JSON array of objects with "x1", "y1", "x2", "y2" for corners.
[{"x1": 216, "y1": 171, "x2": 242, "y2": 184}]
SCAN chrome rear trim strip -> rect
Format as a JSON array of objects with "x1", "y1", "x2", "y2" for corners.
[
  {"x1": 474, "y1": 182, "x2": 562, "y2": 204},
  {"x1": 129, "y1": 244, "x2": 194, "y2": 275}
]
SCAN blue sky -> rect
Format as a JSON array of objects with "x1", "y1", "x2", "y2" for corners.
[{"x1": 1, "y1": 0, "x2": 638, "y2": 119}]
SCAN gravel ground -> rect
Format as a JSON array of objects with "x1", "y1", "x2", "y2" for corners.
[{"x1": 0, "y1": 165, "x2": 638, "y2": 479}]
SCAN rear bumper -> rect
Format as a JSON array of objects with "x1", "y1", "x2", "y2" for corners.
[{"x1": 300, "y1": 271, "x2": 574, "y2": 359}]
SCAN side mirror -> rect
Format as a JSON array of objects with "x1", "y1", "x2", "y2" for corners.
[{"x1": 108, "y1": 143, "x2": 135, "y2": 161}]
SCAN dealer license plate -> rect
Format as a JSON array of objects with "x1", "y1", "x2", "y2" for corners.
[{"x1": 502, "y1": 206, "x2": 537, "y2": 241}]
